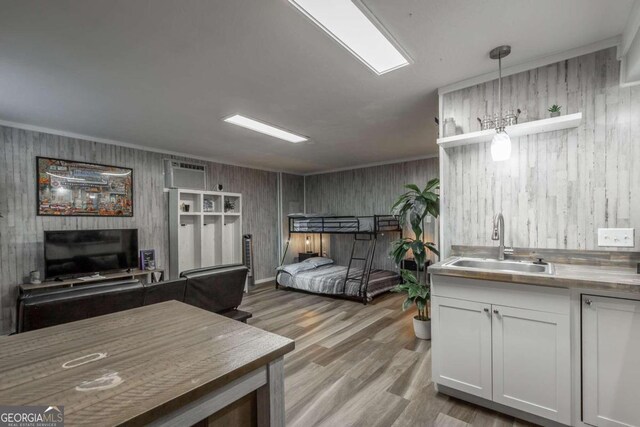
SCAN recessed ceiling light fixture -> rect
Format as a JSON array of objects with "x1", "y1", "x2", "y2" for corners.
[
  {"x1": 223, "y1": 114, "x2": 308, "y2": 143},
  {"x1": 288, "y1": 0, "x2": 410, "y2": 75}
]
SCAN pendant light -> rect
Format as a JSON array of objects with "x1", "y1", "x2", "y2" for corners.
[{"x1": 490, "y1": 45, "x2": 512, "y2": 161}]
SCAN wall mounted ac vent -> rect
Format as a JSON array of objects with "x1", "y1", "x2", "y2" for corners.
[{"x1": 164, "y1": 159, "x2": 207, "y2": 190}]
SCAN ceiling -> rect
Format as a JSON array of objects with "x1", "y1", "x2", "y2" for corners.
[{"x1": 0, "y1": 0, "x2": 634, "y2": 174}]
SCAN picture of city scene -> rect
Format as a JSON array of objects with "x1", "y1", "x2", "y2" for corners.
[{"x1": 37, "y1": 157, "x2": 133, "y2": 216}]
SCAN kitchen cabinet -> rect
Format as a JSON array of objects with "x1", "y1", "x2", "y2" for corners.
[
  {"x1": 582, "y1": 295, "x2": 640, "y2": 427},
  {"x1": 431, "y1": 297, "x2": 492, "y2": 399},
  {"x1": 492, "y1": 305, "x2": 570, "y2": 423},
  {"x1": 431, "y1": 276, "x2": 571, "y2": 424}
]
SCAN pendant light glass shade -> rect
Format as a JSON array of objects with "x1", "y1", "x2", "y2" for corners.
[
  {"x1": 489, "y1": 45, "x2": 512, "y2": 162},
  {"x1": 491, "y1": 130, "x2": 511, "y2": 161}
]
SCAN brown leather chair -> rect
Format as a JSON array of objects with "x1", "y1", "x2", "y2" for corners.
[
  {"x1": 181, "y1": 264, "x2": 251, "y2": 322},
  {"x1": 17, "y1": 265, "x2": 252, "y2": 333},
  {"x1": 17, "y1": 279, "x2": 144, "y2": 333},
  {"x1": 143, "y1": 278, "x2": 187, "y2": 306}
]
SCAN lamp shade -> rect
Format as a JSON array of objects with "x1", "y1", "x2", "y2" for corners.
[{"x1": 491, "y1": 131, "x2": 511, "y2": 161}]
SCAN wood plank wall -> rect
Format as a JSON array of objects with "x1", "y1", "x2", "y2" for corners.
[
  {"x1": 304, "y1": 158, "x2": 440, "y2": 271},
  {"x1": 280, "y1": 173, "x2": 305, "y2": 265},
  {"x1": 440, "y1": 47, "x2": 640, "y2": 254},
  {"x1": 0, "y1": 125, "x2": 279, "y2": 334}
]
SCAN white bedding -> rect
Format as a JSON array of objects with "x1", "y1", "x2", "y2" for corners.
[{"x1": 276, "y1": 263, "x2": 401, "y2": 300}]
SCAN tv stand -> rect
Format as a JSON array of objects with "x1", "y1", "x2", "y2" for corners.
[{"x1": 20, "y1": 268, "x2": 165, "y2": 293}]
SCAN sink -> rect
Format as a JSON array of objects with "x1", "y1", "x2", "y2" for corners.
[{"x1": 444, "y1": 258, "x2": 554, "y2": 274}]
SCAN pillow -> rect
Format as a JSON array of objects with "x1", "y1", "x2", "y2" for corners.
[
  {"x1": 288, "y1": 212, "x2": 333, "y2": 218},
  {"x1": 276, "y1": 262, "x2": 317, "y2": 276},
  {"x1": 302, "y1": 257, "x2": 334, "y2": 267}
]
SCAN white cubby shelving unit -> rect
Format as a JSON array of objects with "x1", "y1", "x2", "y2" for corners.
[
  {"x1": 169, "y1": 189, "x2": 243, "y2": 279},
  {"x1": 436, "y1": 112, "x2": 582, "y2": 148}
]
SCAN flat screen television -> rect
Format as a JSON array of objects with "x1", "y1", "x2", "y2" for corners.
[{"x1": 44, "y1": 229, "x2": 139, "y2": 280}]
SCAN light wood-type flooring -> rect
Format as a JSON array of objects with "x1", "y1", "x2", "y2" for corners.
[{"x1": 240, "y1": 285, "x2": 538, "y2": 427}]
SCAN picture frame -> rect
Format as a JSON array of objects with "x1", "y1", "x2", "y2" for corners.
[
  {"x1": 36, "y1": 157, "x2": 133, "y2": 217},
  {"x1": 139, "y1": 249, "x2": 156, "y2": 271}
]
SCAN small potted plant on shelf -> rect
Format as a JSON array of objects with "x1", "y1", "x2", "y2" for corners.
[
  {"x1": 224, "y1": 199, "x2": 235, "y2": 213},
  {"x1": 390, "y1": 178, "x2": 440, "y2": 340},
  {"x1": 548, "y1": 104, "x2": 562, "y2": 117}
]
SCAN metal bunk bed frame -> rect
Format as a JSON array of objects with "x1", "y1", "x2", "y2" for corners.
[{"x1": 278, "y1": 215, "x2": 402, "y2": 304}]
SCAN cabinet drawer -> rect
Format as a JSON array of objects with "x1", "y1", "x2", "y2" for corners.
[{"x1": 431, "y1": 275, "x2": 570, "y2": 315}]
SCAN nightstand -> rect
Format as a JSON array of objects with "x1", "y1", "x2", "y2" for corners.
[
  {"x1": 299, "y1": 252, "x2": 319, "y2": 262},
  {"x1": 400, "y1": 259, "x2": 431, "y2": 282},
  {"x1": 401, "y1": 258, "x2": 430, "y2": 271}
]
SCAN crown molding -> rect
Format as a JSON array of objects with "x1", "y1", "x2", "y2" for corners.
[
  {"x1": 304, "y1": 153, "x2": 438, "y2": 176},
  {"x1": 438, "y1": 36, "x2": 621, "y2": 95},
  {"x1": 0, "y1": 119, "x2": 295, "y2": 174}
]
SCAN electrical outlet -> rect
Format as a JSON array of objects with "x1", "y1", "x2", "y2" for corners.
[{"x1": 597, "y1": 228, "x2": 635, "y2": 247}]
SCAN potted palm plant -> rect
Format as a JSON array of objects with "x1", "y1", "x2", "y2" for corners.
[
  {"x1": 393, "y1": 269, "x2": 432, "y2": 339},
  {"x1": 390, "y1": 178, "x2": 440, "y2": 339}
]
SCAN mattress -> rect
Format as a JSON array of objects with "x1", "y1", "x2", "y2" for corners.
[
  {"x1": 276, "y1": 264, "x2": 401, "y2": 300},
  {"x1": 291, "y1": 217, "x2": 374, "y2": 232},
  {"x1": 289, "y1": 215, "x2": 399, "y2": 233}
]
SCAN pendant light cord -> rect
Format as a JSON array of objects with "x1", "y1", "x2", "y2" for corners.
[{"x1": 498, "y1": 55, "x2": 502, "y2": 131}]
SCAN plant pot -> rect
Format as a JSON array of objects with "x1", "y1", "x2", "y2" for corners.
[
  {"x1": 550, "y1": 111, "x2": 561, "y2": 117},
  {"x1": 413, "y1": 316, "x2": 431, "y2": 340}
]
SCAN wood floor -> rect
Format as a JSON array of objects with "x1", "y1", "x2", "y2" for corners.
[{"x1": 240, "y1": 285, "x2": 538, "y2": 427}]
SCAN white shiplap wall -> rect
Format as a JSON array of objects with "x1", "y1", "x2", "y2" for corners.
[
  {"x1": 280, "y1": 173, "x2": 306, "y2": 265},
  {"x1": 304, "y1": 158, "x2": 440, "y2": 271},
  {"x1": 0, "y1": 125, "x2": 279, "y2": 334},
  {"x1": 440, "y1": 47, "x2": 640, "y2": 255}
]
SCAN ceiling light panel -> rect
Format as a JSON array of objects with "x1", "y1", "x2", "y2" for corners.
[
  {"x1": 289, "y1": 0, "x2": 410, "y2": 75},
  {"x1": 223, "y1": 115, "x2": 308, "y2": 143}
]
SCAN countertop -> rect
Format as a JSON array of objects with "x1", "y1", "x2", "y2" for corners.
[{"x1": 430, "y1": 256, "x2": 640, "y2": 293}]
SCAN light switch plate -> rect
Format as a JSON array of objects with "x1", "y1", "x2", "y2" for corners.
[{"x1": 597, "y1": 228, "x2": 635, "y2": 247}]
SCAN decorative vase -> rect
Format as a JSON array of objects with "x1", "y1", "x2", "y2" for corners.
[
  {"x1": 550, "y1": 111, "x2": 561, "y2": 118},
  {"x1": 443, "y1": 118, "x2": 457, "y2": 137},
  {"x1": 413, "y1": 316, "x2": 431, "y2": 340}
]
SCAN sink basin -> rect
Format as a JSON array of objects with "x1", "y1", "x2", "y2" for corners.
[{"x1": 444, "y1": 258, "x2": 554, "y2": 274}]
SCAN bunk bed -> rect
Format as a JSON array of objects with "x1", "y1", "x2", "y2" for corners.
[{"x1": 277, "y1": 214, "x2": 403, "y2": 304}]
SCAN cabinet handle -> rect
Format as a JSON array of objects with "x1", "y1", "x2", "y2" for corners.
[
  {"x1": 493, "y1": 309, "x2": 499, "y2": 314},
  {"x1": 483, "y1": 308, "x2": 489, "y2": 313},
  {"x1": 584, "y1": 298, "x2": 593, "y2": 306}
]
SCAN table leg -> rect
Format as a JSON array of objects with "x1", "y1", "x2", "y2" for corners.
[{"x1": 257, "y1": 356, "x2": 285, "y2": 427}]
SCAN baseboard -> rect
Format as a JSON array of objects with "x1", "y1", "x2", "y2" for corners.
[
  {"x1": 254, "y1": 277, "x2": 276, "y2": 285},
  {"x1": 435, "y1": 384, "x2": 569, "y2": 427}
]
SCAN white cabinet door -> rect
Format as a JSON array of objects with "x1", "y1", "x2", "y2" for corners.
[
  {"x1": 432, "y1": 296, "x2": 492, "y2": 399},
  {"x1": 492, "y1": 305, "x2": 570, "y2": 424},
  {"x1": 583, "y1": 295, "x2": 640, "y2": 427}
]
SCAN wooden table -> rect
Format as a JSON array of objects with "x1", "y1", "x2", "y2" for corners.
[{"x1": 0, "y1": 301, "x2": 294, "y2": 426}]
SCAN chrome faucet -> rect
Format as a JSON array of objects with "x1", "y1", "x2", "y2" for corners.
[{"x1": 492, "y1": 213, "x2": 508, "y2": 261}]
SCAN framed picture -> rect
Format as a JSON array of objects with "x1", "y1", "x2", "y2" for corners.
[
  {"x1": 139, "y1": 249, "x2": 156, "y2": 271},
  {"x1": 36, "y1": 157, "x2": 133, "y2": 217}
]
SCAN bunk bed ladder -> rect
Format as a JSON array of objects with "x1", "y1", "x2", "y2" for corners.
[{"x1": 344, "y1": 234, "x2": 377, "y2": 304}]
